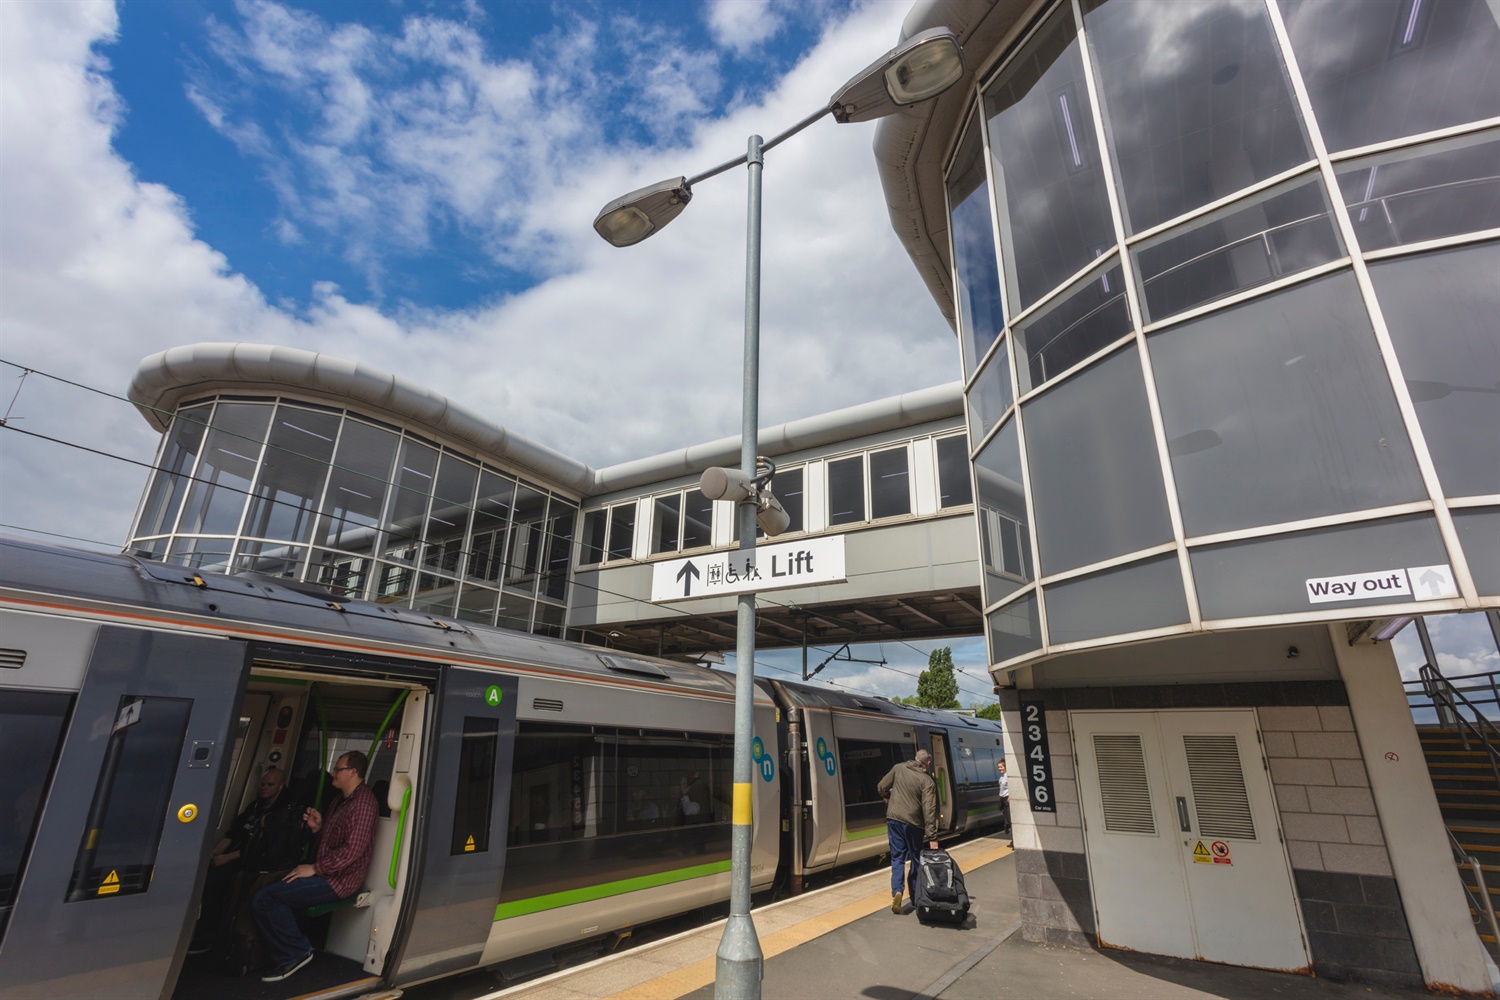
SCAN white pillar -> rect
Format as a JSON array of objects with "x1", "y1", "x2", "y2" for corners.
[{"x1": 1329, "y1": 624, "x2": 1491, "y2": 993}]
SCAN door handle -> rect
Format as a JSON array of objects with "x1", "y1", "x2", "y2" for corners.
[{"x1": 1175, "y1": 796, "x2": 1191, "y2": 832}]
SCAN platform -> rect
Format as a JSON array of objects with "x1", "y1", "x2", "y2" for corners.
[{"x1": 471, "y1": 830, "x2": 1434, "y2": 1000}]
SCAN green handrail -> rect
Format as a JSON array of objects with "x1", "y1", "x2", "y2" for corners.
[
  {"x1": 389, "y1": 785, "x2": 411, "y2": 889},
  {"x1": 367, "y1": 689, "x2": 409, "y2": 762},
  {"x1": 313, "y1": 687, "x2": 328, "y2": 808}
]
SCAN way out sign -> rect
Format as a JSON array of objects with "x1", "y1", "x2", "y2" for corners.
[{"x1": 650, "y1": 535, "x2": 846, "y2": 603}]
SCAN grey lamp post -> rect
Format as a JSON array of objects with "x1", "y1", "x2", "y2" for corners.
[{"x1": 593, "y1": 26, "x2": 965, "y2": 1000}]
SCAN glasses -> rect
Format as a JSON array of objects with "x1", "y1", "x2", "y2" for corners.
[{"x1": 332, "y1": 766, "x2": 356, "y2": 773}]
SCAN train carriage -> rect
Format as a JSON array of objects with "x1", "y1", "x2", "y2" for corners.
[{"x1": 0, "y1": 536, "x2": 1003, "y2": 1000}]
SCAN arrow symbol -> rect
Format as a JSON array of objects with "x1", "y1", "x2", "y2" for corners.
[
  {"x1": 677, "y1": 561, "x2": 700, "y2": 597},
  {"x1": 1418, "y1": 569, "x2": 1445, "y2": 597}
]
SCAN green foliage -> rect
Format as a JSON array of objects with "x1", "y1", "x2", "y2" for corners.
[
  {"x1": 915, "y1": 647, "x2": 960, "y2": 709},
  {"x1": 970, "y1": 701, "x2": 1003, "y2": 721},
  {"x1": 891, "y1": 694, "x2": 922, "y2": 706}
]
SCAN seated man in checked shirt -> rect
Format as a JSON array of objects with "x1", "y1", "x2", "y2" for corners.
[{"x1": 251, "y1": 750, "x2": 379, "y2": 983}]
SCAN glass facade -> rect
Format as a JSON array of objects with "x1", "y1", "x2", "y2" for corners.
[
  {"x1": 950, "y1": 0, "x2": 1500, "y2": 666},
  {"x1": 126, "y1": 396, "x2": 578, "y2": 635}
]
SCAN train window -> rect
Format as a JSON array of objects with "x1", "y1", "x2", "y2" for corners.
[
  {"x1": 838, "y1": 738, "x2": 915, "y2": 835},
  {"x1": 67, "y1": 696, "x2": 192, "y2": 902},
  {"x1": 0, "y1": 691, "x2": 72, "y2": 916},
  {"x1": 451, "y1": 717, "x2": 499, "y2": 855}
]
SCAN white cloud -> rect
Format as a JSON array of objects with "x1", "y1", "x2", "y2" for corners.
[
  {"x1": 0, "y1": 0, "x2": 957, "y2": 573},
  {"x1": 706, "y1": 0, "x2": 786, "y2": 57}
]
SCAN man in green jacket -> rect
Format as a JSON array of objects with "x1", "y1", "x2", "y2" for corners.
[{"x1": 878, "y1": 749, "x2": 939, "y2": 914}]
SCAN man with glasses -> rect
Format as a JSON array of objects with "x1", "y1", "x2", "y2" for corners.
[{"x1": 251, "y1": 751, "x2": 379, "y2": 983}]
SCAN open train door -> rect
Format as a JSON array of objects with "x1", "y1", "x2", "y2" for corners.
[
  {"x1": 0, "y1": 627, "x2": 248, "y2": 1000},
  {"x1": 388, "y1": 667, "x2": 517, "y2": 985}
]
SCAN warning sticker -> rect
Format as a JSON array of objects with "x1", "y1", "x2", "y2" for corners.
[
  {"x1": 1211, "y1": 840, "x2": 1233, "y2": 865},
  {"x1": 1191, "y1": 841, "x2": 1211, "y2": 864},
  {"x1": 98, "y1": 870, "x2": 121, "y2": 895},
  {"x1": 464, "y1": 835, "x2": 476, "y2": 852}
]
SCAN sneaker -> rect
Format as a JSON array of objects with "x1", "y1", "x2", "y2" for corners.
[
  {"x1": 261, "y1": 950, "x2": 314, "y2": 983},
  {"x1": 891, "y1": 892, "x2": 903, "y2": 914},
  {"x1": 186, "y1": 941, "x2": 213, "y2": 956}
]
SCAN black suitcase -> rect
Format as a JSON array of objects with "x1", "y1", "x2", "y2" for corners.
[{"x1": 913, "y1": 849, "x2": 969, "y2": 924}]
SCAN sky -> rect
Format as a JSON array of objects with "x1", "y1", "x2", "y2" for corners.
[{"x1": 0, "y1": 0, "x2": 997, "y2": 704}]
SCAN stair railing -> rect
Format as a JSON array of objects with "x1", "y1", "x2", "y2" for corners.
[
  {"x1": 1449, "y1": 826, "x2": 1500, "y2": 946},
  {"x1": 1420, "y1": 664, "x2": 1500, "y2": 792}
]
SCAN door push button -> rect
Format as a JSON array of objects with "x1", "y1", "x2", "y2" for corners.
[
  {"x1": 178, "y1": 803, "x2": 199, "y2": 823},
  {"x1": 187, "y1": 740, "x2": 215, "y2": 769},
  {"x1": 1176, "y1": 796, "x2": 1191, "y2": 832}
]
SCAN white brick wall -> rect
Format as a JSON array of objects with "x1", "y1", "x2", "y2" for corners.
[{"x1": 1003, "y1": 707, "x2": 1084, "y2": 856}]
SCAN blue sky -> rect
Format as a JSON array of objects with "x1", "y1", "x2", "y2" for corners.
[{"x1": 0, "y1": 0, "x2": 985, "y2": 703}]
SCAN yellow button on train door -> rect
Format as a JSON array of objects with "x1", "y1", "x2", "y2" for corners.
[{"x1": 177, "y1": 804, "x2": 199, "y2": 823}]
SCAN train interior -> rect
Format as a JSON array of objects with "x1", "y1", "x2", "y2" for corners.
[{"x1": 172, "y1": 664, "x2": 428, "y2": 1000}]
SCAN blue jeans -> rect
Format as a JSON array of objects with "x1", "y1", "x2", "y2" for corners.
[
  {"x1": 887, "y1": 820, "x2": 924, "y2": 895},
  {"x1": 251, "y1": 875, "x2": 341, "y2": 967}
]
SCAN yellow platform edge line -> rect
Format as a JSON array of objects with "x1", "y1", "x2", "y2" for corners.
[{"x1": 607, "y1": 842, "x2": 1014, "y2": 1000}]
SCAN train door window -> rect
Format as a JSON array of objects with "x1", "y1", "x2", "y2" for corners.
[
  {"x1": 0, "y1": 691, "x2": 72, "y2": 929},
  {"x1": 838, "y1": 738, "x2": 912, "y2": 834},
  {"x1": 67, "y1": 696, "x2": 192, "y2": 901},
  {"x1": 451, "y1": 717, "x2": 499, "y2": 855}
]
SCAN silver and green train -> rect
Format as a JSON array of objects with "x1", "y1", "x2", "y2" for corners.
[{"x1": 0, "y1": 536, "x2": 1006, "y2": 1000}]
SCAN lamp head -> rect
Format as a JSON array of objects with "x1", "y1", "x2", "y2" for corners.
[
  {"x1": 830, "y1": 27, "x2": 965, "y2": 124},
  {"x1": 593, "y1": 176, "x2": 692, "y2": 247},
  {"x1": 699, "y1": 466, "x2": 755, "y2": 503}
]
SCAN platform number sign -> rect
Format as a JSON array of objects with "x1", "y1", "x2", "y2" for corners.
[{"x1": 1019, "y1": 700, "x2": 1055, "y2": 814}]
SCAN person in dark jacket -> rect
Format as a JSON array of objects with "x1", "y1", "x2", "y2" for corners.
[{"x1": 877, "y1": 749, "x2": 939, "y2": 914}]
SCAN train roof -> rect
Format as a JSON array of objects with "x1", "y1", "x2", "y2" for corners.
[{"x1": 768, "y1": 676, "x2": 1005, "y2": 736}]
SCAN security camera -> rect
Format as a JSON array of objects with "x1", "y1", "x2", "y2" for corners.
[
  {"x1": 699, "y1": 467, "x2": 756, "y2": 503},
  {"x1": 756, "y1": 492, "x2": 790, "y2": 537}
]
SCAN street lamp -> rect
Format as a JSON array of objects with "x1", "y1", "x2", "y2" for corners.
[{"x1": 593, "y1": 25, "x2": 965, "y2": 1000}]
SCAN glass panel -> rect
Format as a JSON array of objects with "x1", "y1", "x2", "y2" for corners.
[
  {"x1": 771, "y1": 471, "x2": 804, "y2": 533},
  {"x1": 135, "y1": 405, "x2": 210, "y2": 539},
  {"x1": 380, "y1": 439, "x2": 438, "y2": 567},
  {"x1": 1044, "y1": 554, "x2": 1188, "y2": 644},
  {"x1": 451, "y1": 717, "x2": 498, "y2": 855},
  {"x1": 948, "y1": 115, "x2": 1006, "y2": 378},
  {"x1": 496, "y1": 594, "x2": 534, "y2": 632},
  {"x1": 470, "y1": 471, "x2": 517, "y2": 584},
  {"x1": 0, "y1": 692, "x2": 70, "y2": 914},
  {"x1": 682, "y1": 489, "x2": 715, "y2": 547},
  {"x1": 1085, "y1": 0, "x2": 1312, "y2": 234},
  {"x1": 606, "y1": 502, "x2": 635, "y2": 561},
  {"x1": 1369, "y1": 242, "x2": 1500, "y2": 498},
  {"x1": 1023, "y1": 345, "x2": 1174, "y2": 574},
  {"x1": 412, "y1": 587, "x2": 458, "y2": 619},
  {"x1": 308, "y1": 549, "x2": 372, "y2": 599},
  {"x1": 542, "y1": 509, "x2": 574, "y2": 602},
  {"x1": 375, "y1": 561, "x2": 414, "y2": 605},
  {"x1": 969, "y1": 340, "x2": 1014, "y2": 442},
  {"x1": 1336, "y1": 132, "x2": 1500, "y2": 251},
  {"x1": 1279, "y1": 0, "x2": 1500, "y2": 153},
  {"x1": 1135, "y1": 175, "x2": 1343, "y2": 322},
  {"x1": 233, "y1": 542, "x2": 306, "y2": 579},
  {"x1": 424, "y1": 453, "x2": 478, "y2": 577},
  {"x1": 455, "y1": 585, "x2": 500, "y2": 626},
  {"x1": 1190, "y1": 514, "x2": 1450, "y2": 619},
  {"x1": 1454, "y1": 508, "x2": 1500, "y2": 595},
  {"x1": 838, "y1": 738, "x2": 914, "y2": 835},
  {"x1": 984, "y1": 3, "x2": 1116, "y2": 313},
  {"x1": 827, "y1": 456, "x2": 866, "y2": 526},
  {"x1": 651, "y1": 494, "x2": 682, "y2": 554},
  {"x1": 975, "y1": 419, "x2": 1033, "y2": 604},
  {"x1": 869, "y1": 448, "x2": 911, "y2": 520},
  {"x1": 67, "y1": 697, "x2": 192, "y2": 901},
  {"x1": 314, "y1": 419, "x2": 397, "y2": 557},
  {"x1": 580, "y1": 510, "x2": 607, "y2": 566},
  {"x1": 534, "y1": 601, "x2": 566, "y2": 638},
  {"x1": 936, "y1": 435, "x2": 974, "y2": 508},
  {"x1": 988, "y1": 594, "x2": 1042, "y2": 663},
  {"x1": 166, "y1": 536, "x2": 234, "y2": 574},
  {"x1": 177, "y1": 403, "x2": 273, "y2": 536},
  {"x1": 1151, "y1": 271, "x2": 1426, "y2": 536},
  {"x1": 241, "y1": 405, "x2": 340, "y2": 545},
  {"x1": 1014, "y1": 257, "x2": 1130, "y2": 393},
  {"x1": 506, "y1": 485, "x2": 549, "y2": 588}
]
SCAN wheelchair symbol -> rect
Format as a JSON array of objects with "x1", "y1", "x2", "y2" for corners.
[
  {"x1": 751, "y1": 736, "x2": 775, "y2": 782},
  {"x1": 815, "y1": 737, "x2": 836, "y2": 777}
]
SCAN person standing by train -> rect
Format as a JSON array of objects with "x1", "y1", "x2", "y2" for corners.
[
  {"x1": 251, "y1": 750, "x2": 379, "y2": 983},
  {"x1": 877, "y1": 749, "x2": 939, "y2": 914}
]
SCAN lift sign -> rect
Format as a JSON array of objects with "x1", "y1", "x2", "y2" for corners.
[{"x1": 1019, "y1": 700, "x2": 1056, "y2": 814}]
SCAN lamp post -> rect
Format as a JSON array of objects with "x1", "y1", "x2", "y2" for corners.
[{"x1": 593, "y1": 27, "x2": 965, "y2": 1000}]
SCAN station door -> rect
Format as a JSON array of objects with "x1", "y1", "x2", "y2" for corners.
[{"x1": 1072, "y1": 709, "x2": 1308, "y2": 970}]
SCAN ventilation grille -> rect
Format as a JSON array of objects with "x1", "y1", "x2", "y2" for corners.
[
  {"x1": 532, "y1": 698, "x2": 564, "y2": 713},
  {"x1": 1093, "y1": 733, "x2": 1155, "y2": 834},
  {"x1": 0, "y1": 648, "x2": 25, "y2": 670},
  {"x1": 1184, "y1": 734, "x2": 1256, "y2": 840}
]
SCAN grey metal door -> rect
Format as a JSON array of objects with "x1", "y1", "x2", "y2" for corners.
[
  {"x1": 0, "y1": 626, "x2": 248, "y2": 1000},
  {"x1": 391, "y1": 667, "x2": 516, "y2": 984}
]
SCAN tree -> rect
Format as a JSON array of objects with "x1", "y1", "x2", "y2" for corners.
[
  {"x1": 970, "y1": 701, "x2": 1003, "y2": 721},
  {"x1": 915, "y1": 647, "x2": 960, "y2": 709}
]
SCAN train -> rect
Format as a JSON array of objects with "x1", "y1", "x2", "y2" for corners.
[{"x1": 0, "y1": 535, "x2": 1007, "y2": 1000}]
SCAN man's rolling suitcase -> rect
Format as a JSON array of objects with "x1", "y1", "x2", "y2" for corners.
[{"x1": 913, "y1": 849, "x2": 969, "y2": 925}]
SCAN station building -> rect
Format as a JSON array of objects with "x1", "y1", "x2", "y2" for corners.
[{"x1": 873, "y1": 0, "x2": 1500, "y2": 989}]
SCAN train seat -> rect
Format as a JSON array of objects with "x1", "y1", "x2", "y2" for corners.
[{"x1": 324, "y1": 776, "x2": 409, "y2": 967}]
